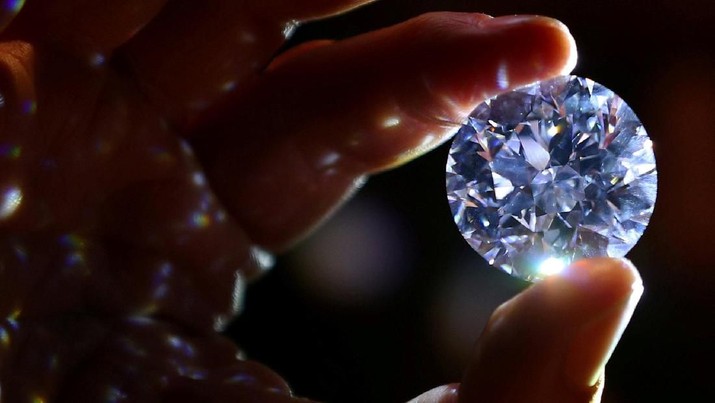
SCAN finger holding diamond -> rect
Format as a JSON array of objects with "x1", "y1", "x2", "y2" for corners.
[
  {"x1": 190, "y1": 13, "x2": 577, "y2": 249},
  {"x1": 458, "y1": 258, "x2": 643, "y2": 402}
]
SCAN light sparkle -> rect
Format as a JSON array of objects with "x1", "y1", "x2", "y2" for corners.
[
  {"x1": 0, "y1": 187, "x2": 22, "y2": 219},
  {"x1": 538, "y1": 257, "x2": 567, "y2": 276}
]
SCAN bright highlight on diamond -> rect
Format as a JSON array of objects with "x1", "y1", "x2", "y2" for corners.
[
  {"x1": 538, "y1": 257, "x2": 567, "y2": 277},
  {"x1": 446, "y1": 76, "x2": 657, "y2": 281}
]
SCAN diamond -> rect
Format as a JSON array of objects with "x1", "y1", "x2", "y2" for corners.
[{"x1": 446, "y1": 76, "x2": 657, "y2": 281}]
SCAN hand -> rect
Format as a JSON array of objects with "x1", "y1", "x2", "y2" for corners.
[{"x1": 0, "y1": 1, "x2": 640, "y2": 401}]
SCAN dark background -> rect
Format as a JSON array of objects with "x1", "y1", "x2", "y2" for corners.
[{"x1": 227, "y1": 1, "x2": 715, "y2": 401}]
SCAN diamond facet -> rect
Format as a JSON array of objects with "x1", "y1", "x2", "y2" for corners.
[{"x1": 446, "y1": 76, "x2": 657, "y2": 281}]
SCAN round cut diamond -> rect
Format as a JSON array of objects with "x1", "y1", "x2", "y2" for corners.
[{"x1": 446, "y1": 76, "x2": 657, "y2": 281}]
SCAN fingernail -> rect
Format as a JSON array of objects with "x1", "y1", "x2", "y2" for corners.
[
  {"x1": 562, "y1": 258, "x2": 643, "y2": 388},
  {"x1": 481, "y1": 15, "x2": 578, "y2": 74},
  {"x1": 481, "y1": 15, "x2": 559, "y2": 29}
]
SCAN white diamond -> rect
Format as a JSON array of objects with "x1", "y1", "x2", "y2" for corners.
[{"x1": 446, "y1": 76, "x2": 657, "y2": 281}]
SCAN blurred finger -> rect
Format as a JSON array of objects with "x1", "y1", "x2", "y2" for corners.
[
  {"x1": 121, "y1": 0, "x2": 376, "y2": 128},
  {"x1": 191, "y1": 13, "x2": 577, "y2": 249},
  {"x1": 458, "y1": 258, "x2": 643, "y2": 403},
  {"x1": 1, "y1": 315, "x2": 294, "y2": 401},
  {"x1": 0, "y1": 41, "x2": 36, "y2": 230},
  {"x1": 3, "y1": 0, "x2": 167, "y2": 56}
]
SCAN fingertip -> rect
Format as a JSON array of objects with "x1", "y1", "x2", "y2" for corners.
[
  {"x1": 557, "y1": 20, "x2": 579, "y2": 75},
  {"x1": 561, "y1": 258, "x2": 643, "y2": 389},
  {"x1": 516, "y1": 16, "x2": 578, "y2": 77},
  {"x1": 482, "y1": 16, "x2": 578, "y2": 76},
  {"x1": 355, "y1": 13, "x2": 581, "y2": 169},
  {"x1": 554, "y1": 257, "x2": 643, "y2": 310},
  {"x1": 479, "y1": 15, "x2": 579, "y2": 89},
  {"x1": 390, "y1": 14, "x2": 579, "y2": 134},
  {"x1": 460, "y1": 257, "x2": 642, "y2": 402},
  {"x1": 485, "y1": 257, "x2": 642, "y2": 339}
]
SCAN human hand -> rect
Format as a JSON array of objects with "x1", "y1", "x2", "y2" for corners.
[{"x1": 0, "y1": 1, "x2": 641, "y2": 401}]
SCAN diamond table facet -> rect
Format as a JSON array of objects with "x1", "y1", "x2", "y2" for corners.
[{"x1": 446, "y1": 76, "x2": 657, "y2": 281}]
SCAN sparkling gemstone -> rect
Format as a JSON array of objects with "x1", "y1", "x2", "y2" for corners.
[{"x1": 446, "y1": 76, "x2": 657, "y2": 281}]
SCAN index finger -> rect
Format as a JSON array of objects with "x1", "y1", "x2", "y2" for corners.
[{"x1": 190, "y1": 13, "x2": 578, "y2": 249}]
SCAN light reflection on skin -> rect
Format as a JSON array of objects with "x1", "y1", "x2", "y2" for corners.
[
  {"x1": 3, "y1": 0, "x2": 24, "y2": 14},
  {"x1": 21, "y1": 100, "x2": 36, "y2": 115},
  {"x1": 221, "y1": 80, "x2": 237, "y2": 93},
  {"x1": 59, "y1": 233, "x2": 85, "y2": 249},
  {"x1": 282, "y1": 20, "x2": 299, "y2": 39},
  {"x1": 191, "y1": 212, "x2": 211, "y2": 228},
  {"x1": 175, "y1": 364, "x2": 208, "y2": 380},
  {"x1": 119, "y1": 338, "x2": 148, "y2": 358},
  {"x1": 137, "y1": 303, "x2": 159, "y2": 317},
  {"x1": 89, "y1": 53, "x2": 106, "y2": 68},
  {"x1": 64, "y1": 251, "x2": 86, "y2": 269},
  {"x1": 0, "y1": 143, "x2": 21, "y2": 159},
  {"x1": 317, "y1": 151, "x2": 341, "y2": 169},
  {"x1": 382, "y1": 116, "x2": 401, "y2": 128},
  {"x1": 0, "y1": 327, "x2": 9, "y2": 347},
  {"x1": 6, "y1": 310, "x2": 19, "y2": 329},
  {"x1": 153, "y1": 284, "x2": 169, "y2": 299},
  {"x1": 58, "y1": 234, "x2": 89, "y2": 273},
  {"x1": 192, "y1": 172, "x2": 207, "y2": 187},
  {"x1": 496, "y1": 61, "x2": 510, "y2": 90},
  {"x1": 198, "y1": 196, "x2": 210, "y2": 211},
  {"x1": 151, "y1": 262, "x2": 173, "y2": 300},
  {"x1": 0, "y1": 187, "x2": 22, "y2": 220},
  {"x1": 149, "y1": 146, "x2": 174, "y2": 164},
  {"x1": 248, "y1": 246, "x2": 275, "y2": 276},
  {"x1": 214, "y1": 209, "x2": 227, "y2": 223},
  {"x1": 105, "y1": 386, "x2": 127, "y2": 403},
  {"x1": 419, "y1": 134, "x2": 436, "y2": 148},
  {"x1": 229, "y1": 273, "x2": 246, "y2": 317}
]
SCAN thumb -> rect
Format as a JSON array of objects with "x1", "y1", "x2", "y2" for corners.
[{"x1": 458, "y1": 257, "x2": 642, "y2": 402}]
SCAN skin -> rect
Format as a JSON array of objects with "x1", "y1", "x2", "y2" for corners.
[{"x1": 0, "y1": 1, "x2": 643, "y2": 401}]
